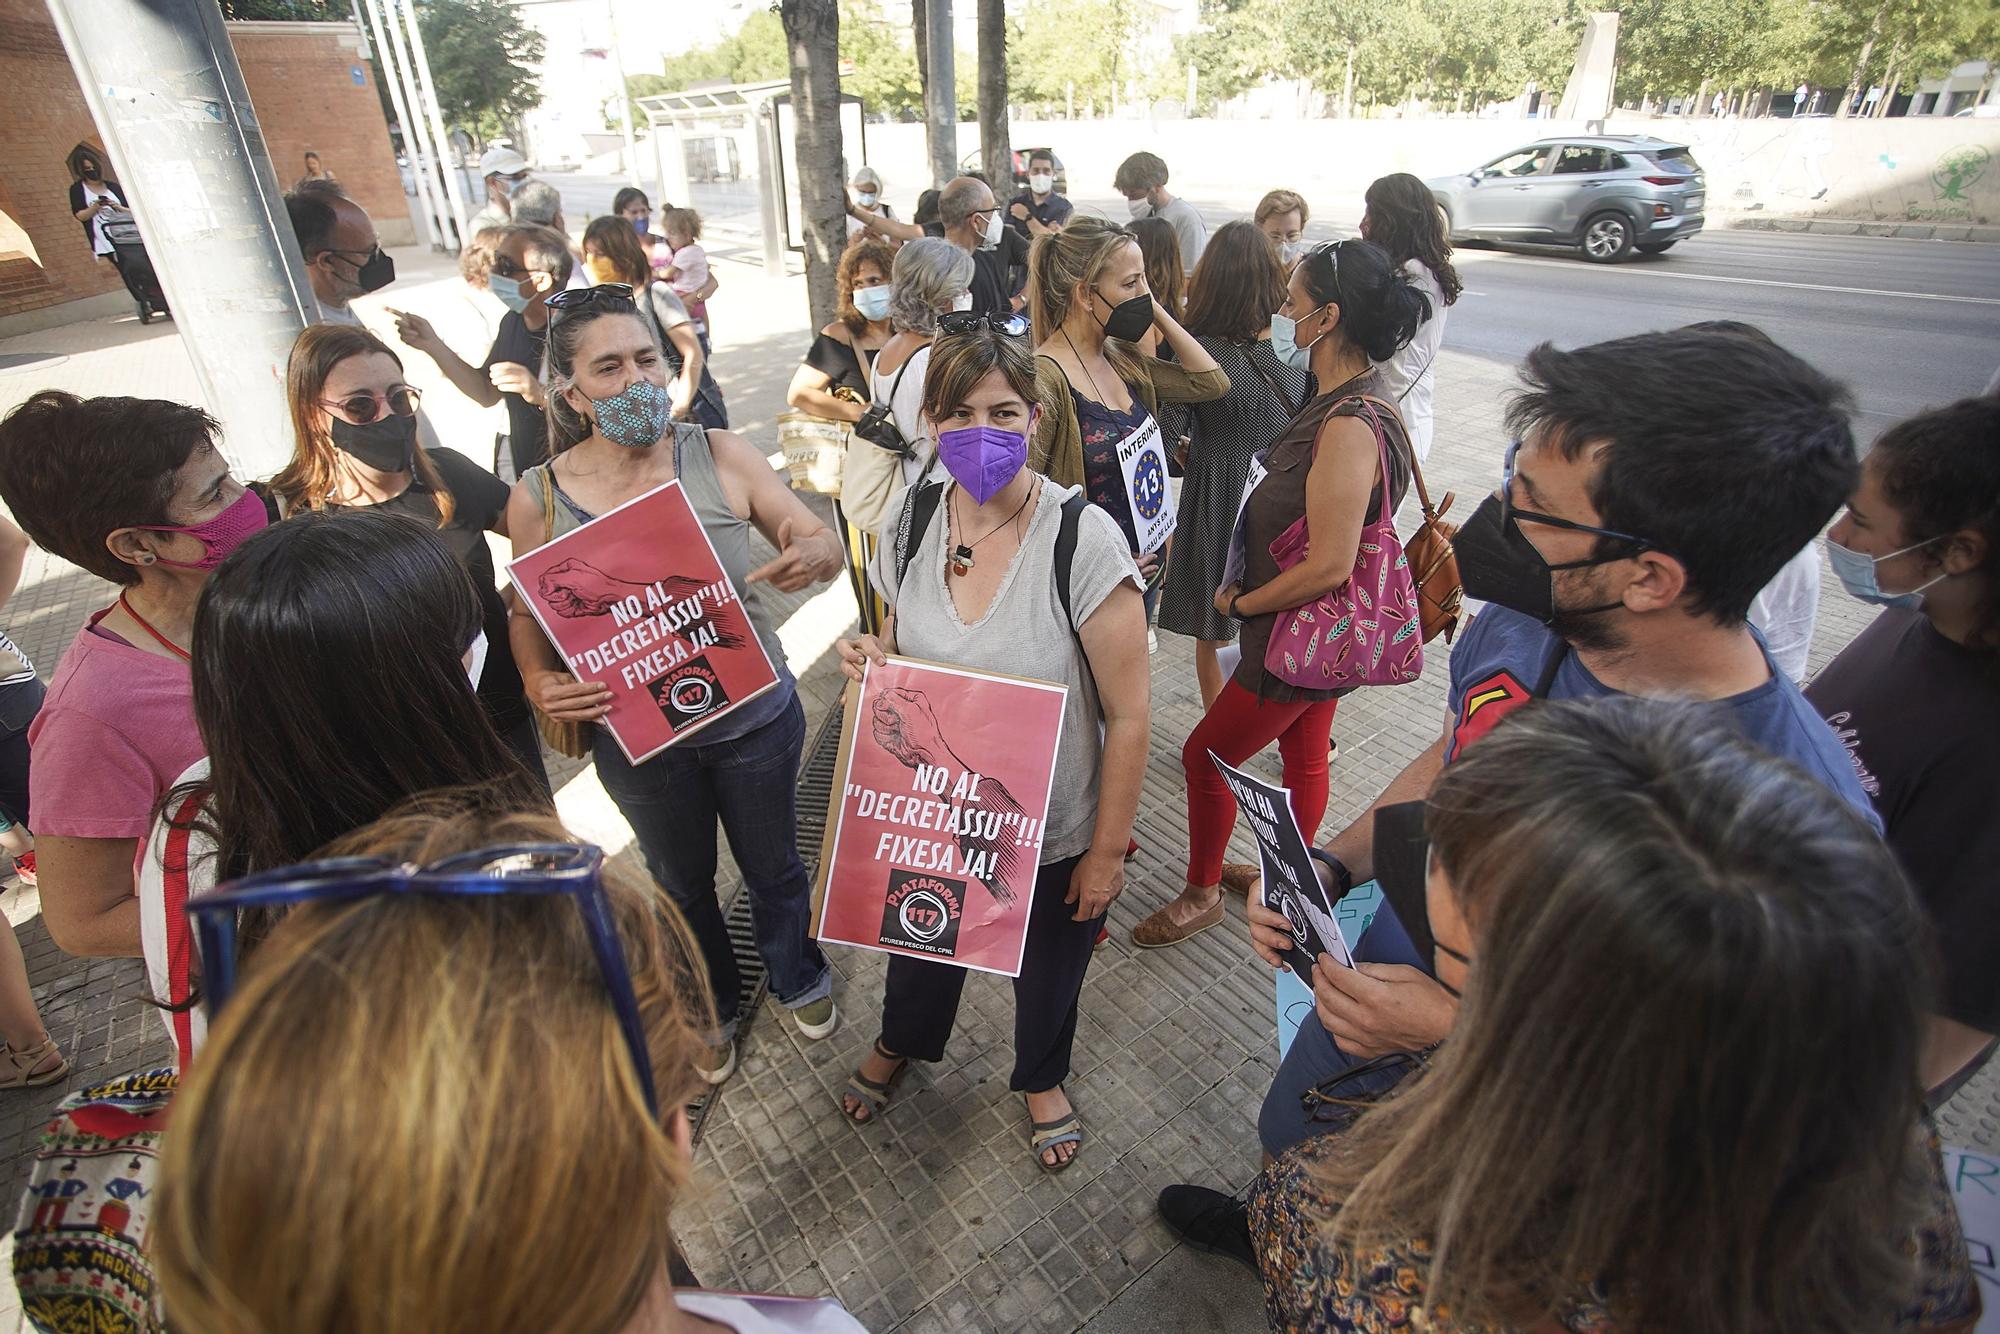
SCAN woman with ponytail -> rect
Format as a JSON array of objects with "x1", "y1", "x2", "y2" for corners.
[{"x1": 1360, "y1": 173, "x2": 1462, "y2": 464}]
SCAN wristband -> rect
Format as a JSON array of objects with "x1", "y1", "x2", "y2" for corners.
[
  {"x1": 1228, "y1": 592, "x2": 1244, "y2": 620},
  {"x1": 1306, "y1": 848, "x2": 1354, "y2": 897}
]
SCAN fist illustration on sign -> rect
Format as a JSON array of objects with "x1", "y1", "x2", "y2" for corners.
[
  {"x1": 871, "y1": 687, "x2": 947, "y2": 770},
  {"x1": 538, "y1": 559, "x2": 649, "y2": 619}
]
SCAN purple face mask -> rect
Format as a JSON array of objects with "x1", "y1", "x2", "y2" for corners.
[{"x1": 936, "y1": 422, "x2": 1030, "y2": 505}]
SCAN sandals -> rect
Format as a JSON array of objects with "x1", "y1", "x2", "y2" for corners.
[
  {"x1": 0, "y1": 1037, "x2": 67, "y2": 1091},
  {"x1": 1026, "y1": 1092, "x2": 1083, "y2": 1173},
  {"x1": 841, "y1": 1039, "x2": 910, "y2": 1124}
]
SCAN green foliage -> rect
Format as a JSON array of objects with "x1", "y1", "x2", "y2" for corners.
[
  {"x1": 412, "y1": 0, "x2": 545, "y2": 142},
  {"x1": 647, "y1": 9, "x2": 789, "y2": 90},
  {"x1": 1010, "y1": 0, "x2": 1146, "y2": 111},
  {"x1": 840, "y1": 1, "x2": 924, "y2": 116}
]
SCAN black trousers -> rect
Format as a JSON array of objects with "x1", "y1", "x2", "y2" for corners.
[{"x1": 880, "y1": 852, "x2": 1097, "y2": 1094}]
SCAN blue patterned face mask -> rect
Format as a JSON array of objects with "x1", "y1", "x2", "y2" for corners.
[{"x1": 588, "y1": 378, "x2": 671, "y2": 449}]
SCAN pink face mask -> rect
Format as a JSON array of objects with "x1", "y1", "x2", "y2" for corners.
[{"x1": 135, "y1": 486, "x2": 269, "y2": 571}]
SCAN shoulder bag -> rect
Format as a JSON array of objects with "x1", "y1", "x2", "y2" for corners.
[{"x1": 1358, "y1": 394, "x2": 1462, "y2": 645}]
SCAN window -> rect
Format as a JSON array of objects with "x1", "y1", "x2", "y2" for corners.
[
  {"x1": 1553, "y1": 146, "x2": 1621, "y2": 175},
  {"x1": 1483, "y1": 147, "x2": 1551, "y2": 179}
]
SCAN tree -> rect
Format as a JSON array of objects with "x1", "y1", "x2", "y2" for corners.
[
  {"x1": 781, "y1": 0, "x2": 847, "y2": 330},
  {"x1": 1012, "y1": 0, "x2": 1143, "y2": 114},
  {"x1": 413, "y1": 0, "x2": 545, "y2": 145},
  {"x1": 978, "y1": 0, "x2": 1011, "y2": 195},
  {"x1": 840, "y1": 1, "x2": 924, "y2": 118}
]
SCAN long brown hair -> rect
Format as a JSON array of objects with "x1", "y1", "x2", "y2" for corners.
[
  {"x1": 1313, "y1": 699, "x2": 1933, "y2": 1332},
  {"x1": 1127, "y1": 217, "x2": 1183, "y2": 323},
  {"x1": 1026, "y1": 215, "x2": 1148, "y2": 386},
  {"x1": 273, "y1": 324, "x2": 455, "y2": 527},
  {"x1": 153, "y1": 792, "x2": 712, "y2": 1334},
  {"x1": 1364, "y1": 172, "x2": 1462, "y2": 306},
  {"x1": 836, "y1": 235, "x2": 898, "y2": 334},
  {"x1": 583, "y1": 213, "x2": 650, "y2": 288},
  {"x1": 1184, "y1": 220, "x2": 1286, "y2": 343}
]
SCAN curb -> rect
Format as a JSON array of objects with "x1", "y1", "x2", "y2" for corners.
[{"x1": 1720, "y1": 216, "x2": 2000, "y2": 243}]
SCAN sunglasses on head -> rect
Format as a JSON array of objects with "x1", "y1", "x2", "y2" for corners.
[
  {"x1": 938, "y1": 311, "x2": 1029, "y2": 338},
  {"x1": 321, "y1": 385, "x2": 422, "y2": 424},
  {"x1": 546, "y1": 283, "x2": 637, "y2": 322}
]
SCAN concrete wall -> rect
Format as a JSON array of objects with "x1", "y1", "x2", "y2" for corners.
[
  {"x1": 851, "y1": 113, "x2": 2000, "y2": 230},
  {"x1": 0, "y1": 8, "x2": 410, "y2": 328}
]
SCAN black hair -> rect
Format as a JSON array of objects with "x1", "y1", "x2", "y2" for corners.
[
  {"x1": 1871, "y1": 395, "x2": 2000, "y2": 666},
  {"x1": 1028, "y1": 149, "x2": 1055, "y2": 169},
  {"x1": 612, "y1": 186, "x2": 651, "y2": 215},
  {"x1": 1298, "y1": 239, "x2": 1430, "y2": 364},
  {"x1": 186, "y1": 508, "x2": 544, "y2": 883},
  {"x1": 1364, "y1": 173, "x2": 1462, "y2": 307},
  {"x1": 1505, "y1": 329, "x2": 1858, "y2": 623},
  {"x1": 286, "y1": 190, "x2": 339, "y2": 260},
  {"x1": 913, "y1": 188, "x2": 942, "y2": 228}
]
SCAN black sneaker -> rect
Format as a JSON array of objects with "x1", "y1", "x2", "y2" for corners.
[{"x1": 1157, "y1": 1184, "x2": 1256, "y2": 1271}]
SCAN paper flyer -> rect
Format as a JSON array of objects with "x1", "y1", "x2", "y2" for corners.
[
  {"x1": 509, "y1": 480, "x2": 779, "y2": 763},
  {"x1": 814, "y1": 656, "x2": 1067, "y2": 977},
  {"x1": 1210, "y1": 750, "x2": 1353, "y2": 977}
]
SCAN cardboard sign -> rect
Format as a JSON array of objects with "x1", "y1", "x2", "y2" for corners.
[
  {"x1": 510, "y1": 480, "x2": 779, "y2": 763},
  {"x1": 814, "y1": 656, "x2": 1066, "y2": 977},
  {"x1": 1116, "y1": 414, "x2": 1176, "y2": 556},
  {"x1": 1942, "y1": 1147, "x2": 1998, "y2": 1333},
  {"x1": 1210, "y1": 751, "x2": 1352, "y2": 977}
]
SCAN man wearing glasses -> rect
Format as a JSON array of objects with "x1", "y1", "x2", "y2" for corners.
[
  {"x1": 285, "y1": 184, "x2": 395, "y2": 329},
  {"x1": 471, "y1": 145, "x2": 532, "y2": 236},
  {"x1": 1157, "y1": 326, "x2": 1885, "y2": 1264}
]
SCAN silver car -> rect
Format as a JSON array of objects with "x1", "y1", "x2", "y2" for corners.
[{"x1": 1426, "y1": 136, "x2": 1706, "y2": 262}]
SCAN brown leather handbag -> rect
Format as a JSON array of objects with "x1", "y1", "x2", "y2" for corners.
[{"x1": 1357, "y1": 395, "x2": 1462, "y2": 645}]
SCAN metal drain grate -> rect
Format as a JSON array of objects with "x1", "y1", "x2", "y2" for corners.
[{"x1": 685, "y1": 704, "x2": 847, "y2": 1142}]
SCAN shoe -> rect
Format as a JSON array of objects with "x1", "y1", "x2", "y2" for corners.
[
  {"x1": 1125, "y1": 837, "x2": 1140, "y2": 861},
  {"x1": 1157, "y1": 1184, "x2": 1256, "y2": 1270},
  {"x1": 1093, "y1": 923, "x2": 1110, "y2": 949},
  {"x1": 697, "y1": 1037, "x2": 738, "y2": 1086},
  {"x1": 1218, "y1": 863, "x2": 1260, "y2": 897},
  {"x1": 1131, "y1": 897, "x2": 1224, "y2": 948},
  {"x1": 11, "y1": 853, "x2": 34, "y2": 887},
  {"x1": 0, "y1": 1036, "x2": 68, "y2": 1091},
  {"x1": 794, "y1": 996, "x2": 839, "y2": 1041},
  {"x1": 1148, "y1": 629, "x2": 1158, "y2": 654}
]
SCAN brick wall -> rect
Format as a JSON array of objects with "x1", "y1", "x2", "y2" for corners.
[{"x1": 0, "y1": 7, "x2": 410, "y2": 325}]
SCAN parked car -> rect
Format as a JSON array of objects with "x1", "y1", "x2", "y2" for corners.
[
  {"x1": 958, "y1": 147, "x2": 1068, "y2": 195},
  {"x1": 1426, "y1": 136, "x2": 1705, "y2": 262}
]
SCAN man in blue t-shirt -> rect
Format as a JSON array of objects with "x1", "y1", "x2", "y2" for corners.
[{"x1": 1158, "y1": 326, "x2": 1877, "y2": 1266}]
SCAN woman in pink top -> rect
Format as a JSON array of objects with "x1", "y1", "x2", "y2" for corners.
[{"x1": 0, "y1": 392, "x2": 264, "y2": 958}]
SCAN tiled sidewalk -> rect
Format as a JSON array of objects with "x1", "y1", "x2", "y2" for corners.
[{"x1": 0, "y1": 277, "x2": 1992, "y2": 1331}]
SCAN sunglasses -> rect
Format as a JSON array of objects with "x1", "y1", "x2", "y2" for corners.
[
  {"x1": 185, "y1": 842, "x2": 658, "y2": 1114},
  {"x1": 1299, "y1": 1047, "x2": 1434, "y2": 1127},
  {"x1": 547, "y1": 283, "x2": 637, "y2": 322},
  {"x1": 938, "y1": 311, "x2": 1029, "y2": 337},
  {"x1": 320, "y1": 385, "x2": 421, "y2": 424},
  {"x1": 1499, "y1": 439, "x2": 1665, "y2": 566}
]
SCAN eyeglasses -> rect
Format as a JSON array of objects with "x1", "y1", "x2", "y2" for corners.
[
  {"x1": 320, "y1": 385, "x2": 422, "y2": 424},
  {"x1": 546, "y1": 283, "x2": 637, "y2": 322},
  {"x1": 1299, "y1": 1048, "x2": 1433, "y2": 1128},
  {"x1": 1499, "y1": 439, "x2": 1666, "y2": 566},
  {"x1": 185, "y1": 842, "x2": 658, "y2": 1114},
  {"x1": 938, "y1": 311, "x2": 1030, "y2": 337},
  {"x1": 325, "y1": 244, "x2": 383, "y2": 267}
]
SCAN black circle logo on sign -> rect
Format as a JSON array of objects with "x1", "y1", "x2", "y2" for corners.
[{"x1": 897, "y1": 888, "x2": 953, "y2": 943}]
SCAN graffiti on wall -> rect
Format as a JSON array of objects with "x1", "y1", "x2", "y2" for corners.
[{"x1": 1908, "y1": 144, "x2": 1989, "y2": 222}]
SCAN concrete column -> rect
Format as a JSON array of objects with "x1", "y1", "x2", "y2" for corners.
[{"x1": 44, "y1": 0, "x2": 316, "y2": 479}]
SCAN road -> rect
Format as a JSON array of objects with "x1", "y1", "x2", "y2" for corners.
[{"x1": 544, "y1": 172, "x2": 1999, "y2": 443}]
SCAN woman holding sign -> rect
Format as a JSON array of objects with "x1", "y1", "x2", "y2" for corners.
[
  {"x1": 835, "y1": 322, "x2": 1150, "y2": 1172},
  {"x1": 1027, "y1": 217, "x2": 1227, "y2": 610},
  {"x1": 1133, "y1": 239, "x2": 1428, "y2": 950},
  {"x1": 504, "y1": 284, "x2": 847, "y2": 1085}
]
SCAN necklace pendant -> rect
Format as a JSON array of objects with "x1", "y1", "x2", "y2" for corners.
[{"x1": 950, "y1": 544, "x2": 975, "y2": 576}]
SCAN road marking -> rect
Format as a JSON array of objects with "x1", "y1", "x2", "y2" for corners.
[{"x1": 1474, "y1": 255, "x2": 2000, "y2": 306}]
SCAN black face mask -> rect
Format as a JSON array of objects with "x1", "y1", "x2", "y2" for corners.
[
  {"x1": 1453, "y1": 493, "x2": 1626, "y2": 625},
  {"x1": 330, "y1": 413, "x2": 417, "y2": 473},
  {"x1": 1094, "y1": 289, "x2": 1153, "y2": 343},
  {"x1": 80, "y1": 162, "x2": 102, "y2": 181},
  {"x1": 355, "y1": 246, "x2": 395, "y2": 293}
]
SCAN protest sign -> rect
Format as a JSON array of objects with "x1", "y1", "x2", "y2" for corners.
[
  {"x1": 814, "y1": 656, "x2": 1066, "y2": 977},
  {"x1": 1115, "y1": 415, "x2": 1175, "y2": 555},
  {"x1": 509, "y1": 480, "x2": 779, "y2": 763},
  {"x1": 1210, "y1": 751, "x2": 1352, "y2": 978}
]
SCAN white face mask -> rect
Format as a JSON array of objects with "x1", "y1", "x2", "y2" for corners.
[
  {"x1": 1277, "y1": 240, "x2": 1305, "y2": 265},
  {"x1": 950, "y1": 291, "x2": 974, "y2": 312},
  {"x1": 1127, "y1": 197, "x2": 1152, "y2": 219},
  {"x1": 980, "y1": 209, "x2": 1003, "y2": 249},
  {"x1": 463, "y1": 630, "x2": 489, "y2": 689},
  {"x1": 1029, "y1": 173, "x2": 1054, "y2": 195},
  {"x1": 856, "y1": 190, "x2": 878, "y2": 208}
]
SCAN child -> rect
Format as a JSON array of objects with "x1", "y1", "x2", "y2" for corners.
[{"x1": 661, "y1": 206, "x2": 710, "y2": 336}]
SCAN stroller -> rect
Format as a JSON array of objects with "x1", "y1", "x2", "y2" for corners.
[{"x1": 99, "y1": 210, "x2": 169, "y2": 325}]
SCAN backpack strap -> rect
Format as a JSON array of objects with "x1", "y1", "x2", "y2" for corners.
[
  {"x1": 1053, "y1": 489, "x2": 1088, "y2": 636},
  {"x1": 891, "y1": 478, "x2": 947, "y2": 595}
]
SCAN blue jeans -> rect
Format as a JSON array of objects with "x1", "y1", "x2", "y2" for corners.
[
  {"x1": 1257, "y1": 892, "x2": 1427, "y2": 1159},
  {"x1": 592, "y1": 692, "x2": 831, "y2": 1041}
]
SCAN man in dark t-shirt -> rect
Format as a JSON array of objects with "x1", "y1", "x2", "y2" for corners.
[
  {"x1": 394, "y1": 224, "x2": 571, "y2": 478},
  {"x1": 856, "y1": 176, "x2": 1026, "y2": 317},
  {"x1": 1007, "y1": 149, "x2": 1073, "y2": 241}
]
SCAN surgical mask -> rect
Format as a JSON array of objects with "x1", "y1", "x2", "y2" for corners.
[
  {"x1": 1095, "y1": 289, "x2": 1153, "y2": 344},
  {"x1": 981, "y1": 209, "x2": 1003, "y2": 249},
  {"x1": 355, "y1": 246, "x2": 395, "y2": 293},
  {"x1": 630, "y1": 214, "x2": 650, "y2": 237},
  {"x1": 1269, "y1": 307, "x2": 1326, "y2": 371},
  {"x1": 330, "y1": 412, "x2": 417, "y2": 473},
  {"x1": 487, "y1": 272, "x2": 533, "y2": 314},
  {"x1": 138, "y1": 487, "x2": 270, "y2": 572},
  {"x1": 937, "y1": 423, "x2": 1029, "y2": 505},
  {"x1": 854, "y1": 284, "x2": 892, "y2": 321},
  {"x1": 584, "y1": 256, "x2": 623, "y2": 286},
  {"x1": 588, "y1": 378, "x2": 671, "y2": 449},
  {"x1": 856, "y1": 190, "x2": 879, "y2": 208},
  {"x1": 464, "y1": 630, "x2": 489, "y2": 689},
  {"x1": 1029, "y1": 173, "x2": 1054, "y2": 195},
  {"x1": 1277, "y1": 240, "x2": 1305, "y2": 266},
  {"x1": 1127, "y1": 197, "x2": 1152, "y2": 219},
  {"x1": 950, "y1": 291, "x2": 974, "y2": 313},
  {"x1": 1452, "y1": 493, "x2": 1627, "y2": 625},
  {"x1": 1826, "y1": 534, "x2": 1946, "y2": 609}
]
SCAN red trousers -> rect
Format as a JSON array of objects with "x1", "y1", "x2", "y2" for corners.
[{"x1": 1182, "y1": 679, "x2": 1337, "y2": 886}]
